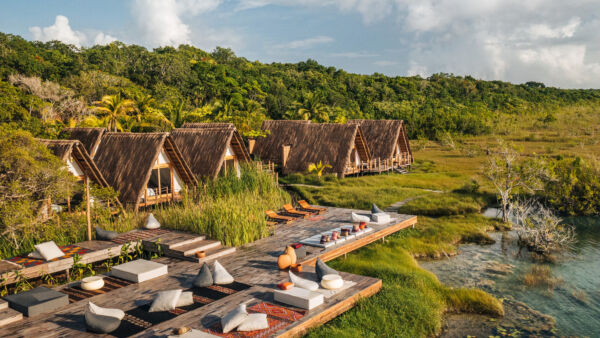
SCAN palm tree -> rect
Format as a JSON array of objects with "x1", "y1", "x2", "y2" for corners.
[
  {"x1": 308, "y1": 161, "x2": 332, "y2": 180},
  {"x1": 132, "y1": 93, "x2": 156, "y2": 123},
  {"x1": 93, "y1": 93, "x2": 135, "y2": 132},
  {"x1": 287, "y1": 92, "x2": 330, "y2": 122}
]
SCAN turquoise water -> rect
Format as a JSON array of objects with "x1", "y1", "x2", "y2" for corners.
[{"x1": 420, "y1": 214, "x2": 600, "y2": 337}]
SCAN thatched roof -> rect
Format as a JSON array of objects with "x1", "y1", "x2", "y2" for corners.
[
  {"x1": 349, "y1": 119, "x2": 413, "y2": 163},
  {"x1": 171, "y1": 127, "x2": 250, "y2": 179},
  {"x1": 181, "y1": 122, "x2": 235, "y2": 129},
  {"x1": 93, "y1": 133, "x2": 196, "y2": 209},
  {"x1": 39, "y1": 139, "x2": 111, "y2": 189},
  {"x1": 253, "y1": 121, "x2": 370, "y2": 175},
  {"x1": 60, "y1": 127, "x2": 106, "y2": 158}
]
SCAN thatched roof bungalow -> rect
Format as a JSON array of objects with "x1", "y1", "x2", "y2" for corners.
[
  {"x1": 39, "y1": 139, "x2": 123, "y2": 211},
  {"x1": 60, "y1": 127, "x2": 107, "y2": 158},
  {"x1": 349, "y1": 120, "x2": 413, "y2": 168},
  {"x1": 253, "y1": 121, "x2": 371, "y2": 177},
  {"x1": 171, "y1": 126, "x2": 251, "y2": 179},
  {"x1": 93, "y1": 133, "x2": 196, "y2": 211}
]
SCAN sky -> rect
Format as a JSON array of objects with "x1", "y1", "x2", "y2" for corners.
[{"x1": 1, "y1": 0, "x2": 599, "y2": 89}]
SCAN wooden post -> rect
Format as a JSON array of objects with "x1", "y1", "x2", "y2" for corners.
[{"x1": 85, "y1": 176, "x2": 92, "y2": 241}]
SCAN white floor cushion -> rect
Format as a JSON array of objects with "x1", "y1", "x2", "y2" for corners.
[
  {"x1": 213, "y1": 260, "x2": 234, "y2": 285},
  {"x1": 87, "y1": 302, "x2": 125, "y2": 320},
  {"x1": 351, "y1": 212, "x2": 370, "y2": 223},
  {"x1": 34, "y1": 241, "x2": 64, "y2": 261},
  {"x1": 145, "y1": 213, "x2": 161, "y2": 229},
  {"x1": 111, "y1": 259, "x2": 168, "y2": 283},
  {"x1": 149, "y1": 289, "x2": 182, "y2": 312},
  {"x1": 176, "y1": 291, "x2": 194, "y2": 307},
  {"x1": 237, "y1": 313, "x2": 268, "y2": 331},
  {"x1": 274, "y1": 287, "x2": 324, "y2": 310},
  {"x1": 289, "y1": 271, "x2": 319, "y2": 291},
  {"x1": 221, "y1": 304, "x2": 248, "y2": 333}
]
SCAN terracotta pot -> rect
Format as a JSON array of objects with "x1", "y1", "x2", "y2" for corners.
[
  {"x1": 352, "y1": 225, "x2": 360, "y2": 233},
  {"x1": 331, "y1": 231, "x2": 339, "y2": 240},
  {"x1": 360, "y1": 223, "x2": 367, "y2": 230},
  {"x1": 360, "y1": 221, "x2": 367, "y2": 227},
  {"x1": 340, "y1": 228, "x2": 349, "y2": 237},
  {"x1": 195, "y1": 251, "x2": 206, "y2": 259},
  {"x1": 277, "y1": 254, "x2": 292, "y2": 270},
  {"x1": 291, "y1": 263, "x2": 303, "y2": 273},
  {"x1": 284, "y1": 245, "x2": 297, "y2": 265},
  {"x1": 277, "y1": 282, "x2": 294, "y2": 290}
]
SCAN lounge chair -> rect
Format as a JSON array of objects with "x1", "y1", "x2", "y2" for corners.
[
  {"x1": 282, "y1": 204, "x2": 312, "y2": 218},
  {"x1": 265, "y1": 210, "x2": 295, "y2": 224},
  {"x1": 298, "y1": 200, "x2": 326, "y2": 214}
]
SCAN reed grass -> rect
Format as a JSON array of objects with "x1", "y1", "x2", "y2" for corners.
[{"x1": 154, "y1": 164, "x2": 290, "y2": 246}]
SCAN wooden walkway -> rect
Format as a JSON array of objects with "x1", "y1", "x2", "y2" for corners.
[{"x1": 0, "y1": 207, "x2": 417, "y2": 337}]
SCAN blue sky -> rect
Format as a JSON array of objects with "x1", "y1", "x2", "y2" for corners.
[{"x1": 1, "y1": 0, "x2": 599, "y2": 88}]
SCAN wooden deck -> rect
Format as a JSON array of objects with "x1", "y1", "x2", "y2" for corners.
[{"x1": 0, "y1": 207, "x2": 417, "y2": 337}]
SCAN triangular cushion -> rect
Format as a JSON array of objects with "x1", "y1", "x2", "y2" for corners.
[
  {"x1": 193, "y1": 263, "x2": 214, "y2": 287},
  {"x1": 351, "y1": 212, "x2": 370, "y2": 223},
  {"x1": 315, "y1": 257, "x2": 338, "y2": 282},
  {"x1": 289, "y1": 271, "x2": 319, "y2": 291},
  {"x1": 213, "y1": 260, "x2": 234, "y2": 285},
  {"x1": 371, "y1": 203, "x2": 385, "y2": 214},
  {"x1": 96, "y1": 227, "x2": 118, "y2": 241},
  {"x1": 145, "y1": 213, "x2": 161, "y2": 229}
]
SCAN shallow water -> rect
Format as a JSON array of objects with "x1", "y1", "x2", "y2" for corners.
[{"x1": 420, "y1": 210, "x2": 600, "y2": 337}]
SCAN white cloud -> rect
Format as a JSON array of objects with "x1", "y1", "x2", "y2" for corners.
[
  {"x1": 237, "y1": 0, "x2": 600, "y2": 87},
  {"x1": 29, "y1": 15, "x2": 87, "y2": 47},
  {"x1": 29, "y1": 15, "x2": 117, "y2": 47},
  {"x1": 131, "y1": 0, "x2": 224, "y2": 47},
  {"x1": 276, "y1": 36, "x2": 334, "y2": 49}
]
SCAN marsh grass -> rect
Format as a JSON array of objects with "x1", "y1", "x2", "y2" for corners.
[
  {"x1": 154, "y1": 164, "x2": 290, "y2": 246},
  {"x1": 522, "y1": 265, "x2": 564, "y2": 290},
  {"x1": 398, "y1": 193, "x2": 486, "y2": 216}
]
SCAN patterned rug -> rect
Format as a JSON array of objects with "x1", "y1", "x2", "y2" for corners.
[
  {"x1": 7, "y1": 245, "x2": 91, "y2": 268},
  {"x1": 205, "y1": 302, "x2": 305, "y2": 337},
  {"x1": 60, "y1": 276, "x2": 135, "y2": 303},
  {"x1": 107, "y1": 282, "x2": 252, "y2": 337},
  {"x1": 111, "y1": 228, "x2": 171, "y2": 244}
]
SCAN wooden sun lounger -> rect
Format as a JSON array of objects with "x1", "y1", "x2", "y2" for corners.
[
  {"x1": 282, "y1": 204, "x2": 313, "y2": 218},
  {"x1": 265, "y1": 210, "x2": 295, "y2": 224},
  {"x1": 298, "y1": 200, "x2": 327, "y2": 214}
]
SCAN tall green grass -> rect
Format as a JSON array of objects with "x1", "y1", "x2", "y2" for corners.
[{"x1": 154, "y1": 164, "x2": 290, "y2": 246}]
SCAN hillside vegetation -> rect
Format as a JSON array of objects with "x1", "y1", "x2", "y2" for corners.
[{"x1": 1, "y1": 32, "x2": 600, "y2": 140}]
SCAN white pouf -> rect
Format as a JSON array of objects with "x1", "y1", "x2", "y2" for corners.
[
  {"x1": 320, "y1": 274, "x2": 344, "y2": 290},
  {"x1": 351, "y1": 212, "x2": 370, "y2": 223},
  {"x1": 81, "y1": 276, "x2": 104, "y2": 290},
  {"x1": 371, "y1": 213, "x2": 391, "y2": 224}
]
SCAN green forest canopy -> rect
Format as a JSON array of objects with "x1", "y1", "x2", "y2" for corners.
[{"x1": 1, "y1": 32, "x2": 599, "y2": 140}]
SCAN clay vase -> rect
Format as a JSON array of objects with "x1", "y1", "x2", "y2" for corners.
[
  {"x1": 320, "y1": 235, "x2": 330, "y2": 243},
  {"x1": 352, "y1": 224, "x2": 360, "y2": 233},
  {"x1": 331, "y1": 231, "x2": 339, "y2": 240},
  {"x1": 340, "y1": 228, "x2": 349, "y2": 237},
  {"x1": 277, "y1": 254, "x2": 292, "y2": 270},
  {"x1": 195, "y1": 251, "x2": 206, "y2": 259},
  {"x1": 285, "y1": 246, "x2": 297, "y2": 265},
  {"x1": 360, "y1": 223, "x2": 367, "y2": 230}
]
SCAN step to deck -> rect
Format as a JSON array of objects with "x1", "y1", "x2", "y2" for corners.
[
  {"x1": 181, "y1": 246, "x2": 237, "y2": 263},
  {"x1": 143, "y1": 231, "x2": 206, "y2": 250},
  {"x1": 170, "y1": 240, "x2": 222, "y2": 257},
  {"x1": 0, "y1": 307, "x2": 23, "y2": 328}
]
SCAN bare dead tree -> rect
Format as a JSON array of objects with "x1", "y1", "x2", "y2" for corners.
[
  {"x1": 510, "y1": 198, "x2": 575, "y2": 255},
  {"x1": 484, "y1": 139, "x2": 549, "y2": 222}
]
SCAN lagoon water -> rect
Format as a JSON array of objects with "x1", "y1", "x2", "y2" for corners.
[{"x1": 420, "y1": 210, "x2": 600, "y2": 336}]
